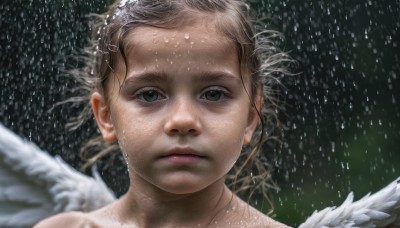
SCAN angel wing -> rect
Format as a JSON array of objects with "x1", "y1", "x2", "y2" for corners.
[
  {"x1": 0, "y1": 123, "x2": 116, "y2": 227},
  {"x1": 2, "y1": 123, "x2": 399, "y2": 228},
  {"x1": 299, "y1": 177, "x2": 400, "y2": 228}
]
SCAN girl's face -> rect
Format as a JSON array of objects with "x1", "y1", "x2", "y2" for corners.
[{"x1": 92, "y1": 19, "x2": 260, "y2": 195}]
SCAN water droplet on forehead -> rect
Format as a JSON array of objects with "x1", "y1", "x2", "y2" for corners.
[{"x1": 184, "y1": 33, "x2": 190, "y2": 40}]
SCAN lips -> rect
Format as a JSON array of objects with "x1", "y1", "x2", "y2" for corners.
[
  {"x1": 159, "y1": 148, "x2": 206, "y2": 164},
  {"x1": 160, "y1": 147, "x2": 205, "y2": 157}
]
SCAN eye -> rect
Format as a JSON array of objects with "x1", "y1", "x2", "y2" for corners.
[
  {"x1": 203, "y1": 90, "x2": 222, "y2": 101},
  {"x1": 200, "y1": 86, "x2": 231, "y2": 102},
  {"x1": 137, "y1": 89, "x2": 164, "y2": 102}
]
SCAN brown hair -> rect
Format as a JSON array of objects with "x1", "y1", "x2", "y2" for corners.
[{"x1": 66, "y1": 0, "x2": 291, "y2": 212}]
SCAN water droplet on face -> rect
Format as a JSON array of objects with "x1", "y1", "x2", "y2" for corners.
[
  {"x1": 184, "y1": 33, "x2": 190, "y2": 39},
  {"x1": 122, "y1": 151, "x2": 129, "y2": 167},
  {"x1": 120, "y1": 130, "x2": 126, "y2": 147}
]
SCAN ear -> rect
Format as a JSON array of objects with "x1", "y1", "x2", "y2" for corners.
[
  {"x1": 91, "y1": 92, "x2": 117, "y2": 142},
  {"x1": 243, "y1": 93, "x2": 263, "y2": 145}
]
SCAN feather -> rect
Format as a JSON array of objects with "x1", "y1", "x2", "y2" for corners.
[
  {"x1": 1, "y1": 122, "x2": 399, "y2": 227},
  {"x1": 0, "y1": 123, "x2": 116, "y2": 227},
  {"x1": 299, "y1": 177, "x2": 400, "y2": 228}
]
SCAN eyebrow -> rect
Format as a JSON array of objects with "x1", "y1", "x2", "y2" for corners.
[
  {"x1": 122, "y1": 71, "x2": 170, "y2": 88},
  {"x1": 121, "y1": 70, "x2": 241, "y2": 88},
  {"x1": 196, "y1": 71, "x2": 242, "y2": 84}
]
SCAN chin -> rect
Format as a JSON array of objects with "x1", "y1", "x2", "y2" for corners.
[
  {"x1": 155, "y1": 176, "x2": 216, "y2": 195},
  {"x1": 159, "y1": 182, "x2": 209, "y2": 195}
]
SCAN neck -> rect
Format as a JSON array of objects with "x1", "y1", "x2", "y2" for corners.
[{"x1": 117, "y1": 175, "x2": 234, "y2": 227}]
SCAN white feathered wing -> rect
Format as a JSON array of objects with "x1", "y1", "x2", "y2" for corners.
[
  {"x1": 0, "y1": 123, "x2": 116, "y2": 227},
  {"x1": 1, "y1": 123, "x2": 400, "y2": 228},
  {"x1": 299, "y1": 177, "x2": 400, "y2": 228}
]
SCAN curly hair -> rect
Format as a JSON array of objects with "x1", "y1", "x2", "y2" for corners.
[{"x1": 65, "y1": 0, "x2": 291, "y2": 212}]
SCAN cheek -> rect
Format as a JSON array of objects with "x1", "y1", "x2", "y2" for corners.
[
  {"x1": 217, "y1": 112, "x2": 249, "y2": 142},
  {"x1": 116, "y1": 122, "x2": 154, "y2": 153},
  {"x1": 116, "y1": 128, "x2": 151, "y2": 173},
  {"x1": 213, "y1": 119, "x2": 247, "y2": 157}
]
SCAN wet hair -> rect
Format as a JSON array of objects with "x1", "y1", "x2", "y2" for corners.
[{"x1": 66, "y1": 0, "x2": 291, "y2": 212}]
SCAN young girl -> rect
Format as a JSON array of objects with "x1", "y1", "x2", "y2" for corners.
[{"x1": 36, "y1": 0, "x2": 290, "y2": 227}]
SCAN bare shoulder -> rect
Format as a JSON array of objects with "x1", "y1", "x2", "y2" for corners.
[
  {"x1": 34, "y1": 211, "x2": 97, "y2": 228},
  {"x1": 245, "y1": 207, "x2": 290, "y2": 228},
  {"x1": 225, "y1": 196, "x2": 291, "y2": 228}
]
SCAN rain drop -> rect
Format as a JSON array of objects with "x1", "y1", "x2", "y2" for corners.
[{"x1": 184, "y1": 33, "x2": 190, "y2": 40}]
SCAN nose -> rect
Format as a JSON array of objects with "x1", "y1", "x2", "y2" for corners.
[{"x1": 164, "y1": 98, "x2": 201, "y2": 136}]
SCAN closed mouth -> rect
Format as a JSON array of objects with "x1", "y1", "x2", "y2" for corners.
[
  {"x1": 163, "y1": 154, "x2": 205, "y2": 158},
  {"x1": 160, "y1": 153, "x2": 206, "y2": 164},
  {"x1": 160, "y1": 148, "x2": 206, "y2": 159}
]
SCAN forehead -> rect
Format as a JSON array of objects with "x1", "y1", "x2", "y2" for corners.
[
  {"x1": 104, "y1": 18, "x2": 253, "y2": 98},
  {"x1": 121, "y1": 19, "x2": 236, "y2": 63}
]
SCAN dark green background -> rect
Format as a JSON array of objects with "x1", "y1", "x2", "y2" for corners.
[{"x1": 1, "y1": 0, "x2": 399, "y2": 226}]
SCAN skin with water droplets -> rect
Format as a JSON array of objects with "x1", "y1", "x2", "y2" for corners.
[
  {"x1": 184, "y1": 33, "x2": 190, "y2": 39},
  {"x1": 34, "y1": 13, "x2": 289, "y2": 228}
]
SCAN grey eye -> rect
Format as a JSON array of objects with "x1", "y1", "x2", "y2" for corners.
[
  {"x1": 139, "y1": 90, "x2": 160, "y2": 102},
  {"x1": 204, "y1": 90, "x2": 222, "y2": 101}
]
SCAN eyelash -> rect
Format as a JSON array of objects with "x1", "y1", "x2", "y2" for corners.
[
  {"x1": 133, "y1": 86, "x2": 231, "y2": 103},
  {"x1": 134, "y1": 88, "x2": 166, "y2": 103},
  {"x1": 200, "y1": 87, "x2": 230, "y2": 102}
]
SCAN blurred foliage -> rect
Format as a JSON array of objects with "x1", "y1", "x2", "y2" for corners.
[
  {"x1": 0, "y1": 0, "x2": 399, "y2": 226},
  {"x1": 249, "y1": 0, "x2": 400, "y2": 226}
]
